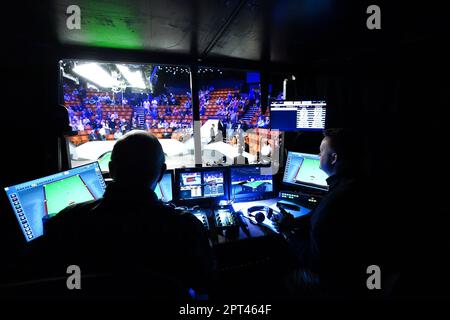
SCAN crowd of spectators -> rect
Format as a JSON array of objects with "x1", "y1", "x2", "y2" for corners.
[
  {"x1": 64, "y1": 83, "x2": 193, "y2": 141},
  {"x1": 201, "y1": 86, "x2": 269, "y2": 129},
  {"x1": 64, "y1": 82, "x2": 269, "y2": 143}
]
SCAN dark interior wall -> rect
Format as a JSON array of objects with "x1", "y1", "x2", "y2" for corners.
[
  {"x1": 289, "y1": 40, "x2": 448, "y2": 186},
  {"x1": 290, "y1": 40, "x2": 450, "y2": 295},
  {"x1": 2, "y1": 0, "x2": 58, "y2": 184},
  {"x1": 1, "y1": 0, "x2": 58, "y2": 257}
]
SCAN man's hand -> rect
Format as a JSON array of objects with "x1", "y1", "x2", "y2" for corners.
[{"x1": 271, "y1": 207, "x2": 295, "y2": 233}]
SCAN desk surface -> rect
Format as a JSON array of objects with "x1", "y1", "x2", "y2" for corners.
[
  {"x1": 232, "y1": 198, "x2": 311, "y2": 235},
  {"x1": 208, "y1": 198, "x2": 311, "y2": 245},
  {"x1": 186, "y1": 198, "x2": 312, "y2": 245},
  {"x1": 212, "y1": 198, "x2": 308, "y2": 277},
  {"x1": 185, "y1": 198, "x2": 312, "y2": 279}
]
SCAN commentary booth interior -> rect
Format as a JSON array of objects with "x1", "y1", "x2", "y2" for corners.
[{"x1": 1, "y1": 0, "x2": 449, "y2": 303}]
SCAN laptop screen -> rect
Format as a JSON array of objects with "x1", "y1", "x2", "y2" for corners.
[
  {"x1": 4, "y1": 162, "x2": 106, "y2": 241},
  {"x1": 283, "y1": 151, "x2": 329, "y2": 191}
]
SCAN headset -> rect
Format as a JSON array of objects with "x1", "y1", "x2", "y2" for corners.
[{"x1": 246, "y1": 205, "x2": 274, "y2": 224}]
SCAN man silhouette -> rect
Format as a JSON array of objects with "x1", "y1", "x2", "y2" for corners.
[
  {"x1": 36, "y1": 130, "x2": 214, "y2": 299},
  {"x1": 273, "y1": 128, "x2": 378, "y2": 298}
]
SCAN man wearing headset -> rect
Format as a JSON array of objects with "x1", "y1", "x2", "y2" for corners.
[{"x1": 273, "y1": 128, "x2": 379, "y2": 298}]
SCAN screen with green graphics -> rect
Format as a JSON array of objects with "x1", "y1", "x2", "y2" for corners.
[
  {"x1": 295, "y1": 158, "x2": 328, "y2": 186},
  {"x1": 283, "y1": 152, "x2": 329, "y2": 191},
  {"x1": 98, "y1": 151, "x2": 112, "y2": 172},
  {"x1": 4, "y1": 162, "x2": 106, "y2": 241},
  {"x1": 44, "y1": 174, "x2": 95, "y2": 216}
]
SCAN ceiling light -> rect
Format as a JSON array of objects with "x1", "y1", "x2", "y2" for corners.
[
  {"x1": 73, "y1": 63, "x2": 117, "y2": 88},
  {"x1": 116, "y1": 64, "x2": 146, "y2": 89}
]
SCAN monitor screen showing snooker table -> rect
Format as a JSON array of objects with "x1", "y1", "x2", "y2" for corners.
[
  {"x1": 230, "y1": 165, "x2": 274, "y2": 202},
  {"x1": 97, "y1": 151, "x2": 112, "y2": 172},
  {"x1": 4, "y1": 162, "x2": 106, "y2": 242}
]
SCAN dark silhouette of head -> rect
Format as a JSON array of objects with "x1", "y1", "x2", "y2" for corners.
[
  {"x1": 108, "y1": 130, "x2": 166, "y2": 190},
  {"x1": 319, "y1": 128, "x2": 363, "y2": 176}
]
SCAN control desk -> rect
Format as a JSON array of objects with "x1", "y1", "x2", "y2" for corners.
[
  {"x1": 4, "y1": 162, "x2": 326, "y2": 299},
  {"x1": 159, "y1": 165, "x2": 327, "y2": 289},
  {"x1": 169, "y1": 165, "x2": 321, "y2": 242}
]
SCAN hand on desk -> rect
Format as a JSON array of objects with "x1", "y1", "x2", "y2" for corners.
[{"x1": 271, "y1": 207, "x2": 295, "y2": 233}]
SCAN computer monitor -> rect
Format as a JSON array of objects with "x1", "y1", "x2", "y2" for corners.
[
  {"x1": 4, "y1": 162, "x2": 106, "y2": 242},
  {"x1": 230, "y1": 165, "x2": 274, "y2": 202},
  {"x1": 175, "y1": 167, "x2": 227, "y2": 203},
  {"x1": 97, "y1": 151, "x2": 112, "y2": 172},
  {"x1": 154, "y1": 171, "x2": 174, "y2": 203},
  {"x1": 270, "y1": 100, "x2": 326, "y2": 131},
  {"x1": 283, "y1": 152, "x2": 329, "y2": 191}
]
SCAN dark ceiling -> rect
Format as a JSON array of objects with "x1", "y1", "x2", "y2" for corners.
[
  {"x1": 3, "y1": 0, "x2": 446, "y2": 70},
  {"x1": 44, "y1": 0, "x2": 445, "y2": 66}
]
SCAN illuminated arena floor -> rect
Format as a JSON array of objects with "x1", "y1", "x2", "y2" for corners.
[
  {"x1": 71, "y1": 139, "x2": 195, "y2": 169},
  {"x1": 70, "y1": 139, "x2": 255, "y2": 170},
  {"x1": 70, "y1": 120, "x2": 258, "y2": 169}
]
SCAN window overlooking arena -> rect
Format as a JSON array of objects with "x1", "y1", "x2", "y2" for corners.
[
  {"x1": 196, "y1": 68, "x2": 278, "y2": 167},
  {"x1": 60, "y1": 61, "x2": 281, "y2": 173},
  {"x1": 60, "y1": 60, "x2": 194, "y2": 171}
]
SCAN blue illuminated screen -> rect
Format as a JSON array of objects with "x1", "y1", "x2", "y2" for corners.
[
  {"x1": 154, "y1": 172, "x2": 173, "y2": 202},
  {"x1": 230, "y1": 166, "x2": 273, "y2": 201},
  {"x1": 270, "y1": 101, "x2": 326, "y2": 131},
  {"x1": 4, "y1": 162, "x2": 106, "y2": 242},
  {"x1": 178, "y1": 169, "x2": 225, "y2": 200},
  {"x1": 283, "y1": 152, "x2": 329, "y2": 191}
]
